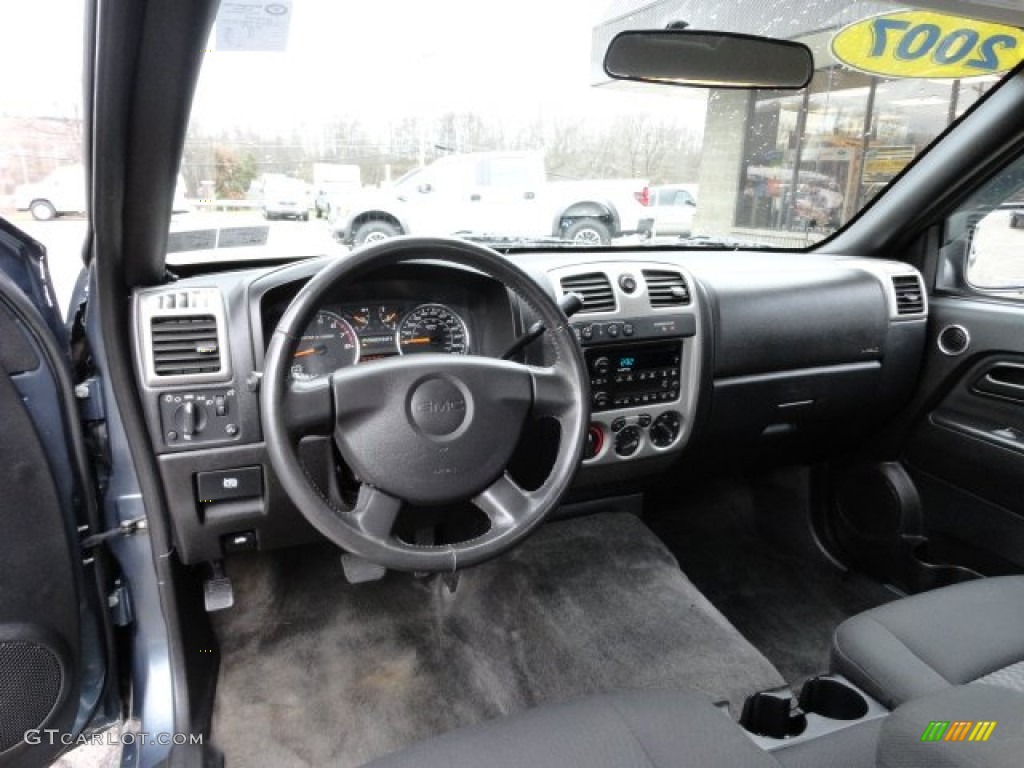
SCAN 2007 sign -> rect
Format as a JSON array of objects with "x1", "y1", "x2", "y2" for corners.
[{"x1": 832, "y1": 10, "x2": 1024, "y2": 79}]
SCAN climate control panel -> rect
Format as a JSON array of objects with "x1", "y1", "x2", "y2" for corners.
[{"x1": 584, "y1": 410, "x2": 684, "y2": 463}]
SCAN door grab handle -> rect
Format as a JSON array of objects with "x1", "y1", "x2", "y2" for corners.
[
  {"x1": 973, "y1": 363, "x2": 1024, "y2": 402},
  {"x1": 987, "y1": 366, "x2": 1024, "y2": 389}
]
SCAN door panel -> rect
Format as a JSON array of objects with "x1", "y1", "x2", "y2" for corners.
[
  {"x1": 0, "y1": 223, "x2": 109, "y2": 768},
  {"x1": 904, "y1": 296, "x2": 1024, "y2": 571}
]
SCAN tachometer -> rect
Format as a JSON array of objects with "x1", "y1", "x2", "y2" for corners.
[
  {"x1": 290, "y1": 311, "x2": 360, "y2": 379},
  {"x1": 397, "y1": 304, "x2": 469, "y2": 356}
]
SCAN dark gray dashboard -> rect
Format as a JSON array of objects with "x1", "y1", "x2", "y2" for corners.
[{"x1": 132, "y1": 248, "x2": 928, "y2": 564}]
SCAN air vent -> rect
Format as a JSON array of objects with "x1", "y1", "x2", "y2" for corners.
[
  {"x1": 891, "y1": 274, "x2": 925, "y2": 316},
  {"x1": 643, "y1": 269, "x2": 691, "y2": 307},
  {"x1": 560, "y1": 272, "x2": 615, "y2": 313},
  {"x1": 150, "y1": 315, "x2": 222, "y2": 376}
]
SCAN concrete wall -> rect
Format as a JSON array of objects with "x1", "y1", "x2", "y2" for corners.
[{"x1": 692, "y1": 90, "x2": 749, "y2": 236}]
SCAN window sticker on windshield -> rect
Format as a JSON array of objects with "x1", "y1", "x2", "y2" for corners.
[
  {"x1": 217, "y1": 226, "x2": 270, "y2": 249},
  {"x1": 832, "y1": 10, "x2": 1024, "y2": 79},
  {"x1": 167, "y1": 230, "x2": 218, "y2": 254},
  {"x1": 216, "y1": 1, "x2": 292, "y2": 52}
]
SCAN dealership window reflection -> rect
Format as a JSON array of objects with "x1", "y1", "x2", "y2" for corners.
[{"x1": 735, "y1": 68, "x2": 997, "y2": 236}]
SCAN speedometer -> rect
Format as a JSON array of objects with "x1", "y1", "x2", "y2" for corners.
[
  {"x1": 290, "y1": 311, "x2": 360, "y2": 379},
  {"x1": 397, "y1": 304, "x2": 469, "y2": 356}
]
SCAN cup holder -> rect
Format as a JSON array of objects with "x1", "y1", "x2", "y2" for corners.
[
  {"x1": 740, "y1": 692, "x2": 807, "y2": 739},
  {"x1": 798, "y1": 677, "x2": 868, "y2": 720}
]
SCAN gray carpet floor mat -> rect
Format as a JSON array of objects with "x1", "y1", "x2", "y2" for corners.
[
  {"x1": 211, "y1": 512, "x2": 784, "y2": 767},
  {"x1": 647, "y1": 476, "x2": 898, "y2": 688}
]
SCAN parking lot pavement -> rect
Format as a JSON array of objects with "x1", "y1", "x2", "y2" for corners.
[{"x1": 5, "y1": 211, "x2": 344, "y2": 316}]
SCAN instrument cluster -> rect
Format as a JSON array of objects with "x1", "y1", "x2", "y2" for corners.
[{"x1": 290, "y1": 301, "x2": 469, "y2": 380}]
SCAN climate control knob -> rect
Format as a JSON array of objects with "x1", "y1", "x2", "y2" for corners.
[
  {"x1": 650, "y1": 411, "x2": 682, "y2": 448},
  {"x1": 593, "y1": 391, "x2": 610, "y2": 409},
  {"x1": 614, "y1": 426, "x2": 642, "y2": 457},
  {"x1": 592, "y1": 356, "x2": 611, "y2": 375}
]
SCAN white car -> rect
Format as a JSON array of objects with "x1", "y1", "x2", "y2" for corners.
[{"x1": 649, "y1": 184, "x2": 698, "y2": 236}]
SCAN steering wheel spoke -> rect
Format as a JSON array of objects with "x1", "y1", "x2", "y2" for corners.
[
  {"x1": 349, "y1": 485, "x2": 403, "y2": 541},
  {"x1": 282, "y1": 376, "x2": 334, "y2": 437},
  {"x1": 472, "y1": 472, "x2": 536, "y2": 531},
  {"x1": 529, "y1": 365, "x2": 577, "y2": 421}
]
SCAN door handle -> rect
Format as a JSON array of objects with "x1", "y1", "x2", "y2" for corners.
[
  {"x1": 524, "y1": 191, "x2": 536, "y2": 200},
  {"x1": 470, "y1": 194, "x2": 481, "y2": 202},
  {"x1": 973, "y1": 363, "x2": 1024, "y2": 403}
]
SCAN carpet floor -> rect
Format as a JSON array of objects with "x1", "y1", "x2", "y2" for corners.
[
  {"x1": 647, "y1": 474, "x2": 899, "y2": 688},
  {"x1": 211, "y1": 512, "x2": 784, "y2": 767}
]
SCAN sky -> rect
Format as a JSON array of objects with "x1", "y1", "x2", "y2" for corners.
[
  {"x1": 0, "y1": 0, "x2": 86, "y2": 120},
  {"x1": 188, "y1": 0, "x2": 706, "y2": 134},
  {"x1": 0, "y1": 0, "x2": 706, "y2": 135}
]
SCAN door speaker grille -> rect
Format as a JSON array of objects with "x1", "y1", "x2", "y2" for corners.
[
  {"x1": 937, "y1": 325, "x2": 969, "y2": 356},
  {"x1": 0, "y1": 641, "x2": 63, "y2": 752}
]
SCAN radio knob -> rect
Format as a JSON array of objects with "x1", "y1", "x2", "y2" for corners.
[{"x1": 592, "y1": 356, "x2": 610, "y2": 375}]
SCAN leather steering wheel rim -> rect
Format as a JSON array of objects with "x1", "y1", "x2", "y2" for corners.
[{"x1": 261, "y1": 236, "x2": 588, "y2": 572}]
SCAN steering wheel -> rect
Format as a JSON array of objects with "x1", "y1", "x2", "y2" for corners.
[{"x1": 262, "y1": 237, "x2": 588, "y2": 572}]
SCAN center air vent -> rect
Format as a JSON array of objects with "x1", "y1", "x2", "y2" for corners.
[
  {"x1": 891, "y1": 274, "x2": 925, "y2": 316},
  {"x1": 560, "y1": 272, "x2": 615, "y2": 313},
  {"x1": 150, "y1": 315, "x2": 222, "y2": 376},
  {"x1": 643, "y1": 269, "x2": 690, "y2": 307}
]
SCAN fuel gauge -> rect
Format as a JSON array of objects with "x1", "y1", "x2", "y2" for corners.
[{"x1": 377, "y1": 305, "x2": 402, "y2": 330}]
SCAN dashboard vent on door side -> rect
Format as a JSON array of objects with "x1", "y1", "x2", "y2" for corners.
[
  {"x1": 643, "y1": 269, "x2": 690, "y2": 307},
  {"x1": 891, "y1": 274, "x2": 925, "y2": 316},
  {"x1": 150, "y1": 315, "x2": 222, "y2": 376},
  {"x1": 560, "y1": 272, "x2": 615, "y2": 313}
]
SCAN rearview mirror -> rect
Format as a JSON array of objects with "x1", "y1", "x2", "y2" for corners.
[{"x1": 604, "y1": 30, "x2": 813, "y2": 90}]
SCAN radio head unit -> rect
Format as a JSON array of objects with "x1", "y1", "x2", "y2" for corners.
[{"x1": 586, "y1": 341, "x2": 682, "y2": 411}]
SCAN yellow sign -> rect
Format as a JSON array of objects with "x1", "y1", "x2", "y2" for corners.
[
  {"x1": 832, "y1": 10, "x2": 1024, "y2": 79},
  {"x1": 863, "y1": 146, "x2": 916, "y2": 184}
]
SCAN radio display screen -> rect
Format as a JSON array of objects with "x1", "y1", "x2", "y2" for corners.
[{"x1": 610, "y1": 347, "x2": 677, "y2": 374}]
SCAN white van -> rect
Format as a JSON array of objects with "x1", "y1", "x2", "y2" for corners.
[{"x1": 15, "y1": 164, "x2": 189, "y2": 220}]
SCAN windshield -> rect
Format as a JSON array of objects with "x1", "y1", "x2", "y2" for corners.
[{"x1": 167, "y1": 0, "x2": 1022, "y2": 261}]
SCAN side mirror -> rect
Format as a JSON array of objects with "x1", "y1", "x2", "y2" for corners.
[
  {"x1": 604, "y1": 30, "x2": 813, "y2": 90},
  {"x1": 685, "y1": 199, "x2": 697, "y2": 207}
]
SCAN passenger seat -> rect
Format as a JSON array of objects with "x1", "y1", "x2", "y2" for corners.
[{"x1": 830, "y1": 576, "x2": 1024, "y2": 709}]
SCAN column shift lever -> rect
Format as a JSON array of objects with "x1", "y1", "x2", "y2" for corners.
[{"x1": 502, "y1": 292, "x2": 584, "y2": 360}]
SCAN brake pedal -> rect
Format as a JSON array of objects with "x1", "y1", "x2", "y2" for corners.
[{"x1": 204, "y1": 562, "x2": 235, "y2": 612}]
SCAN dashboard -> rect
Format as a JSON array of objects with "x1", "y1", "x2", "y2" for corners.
[{"x1": 131, "y1": 249, "x2": 929, "y2": 565}]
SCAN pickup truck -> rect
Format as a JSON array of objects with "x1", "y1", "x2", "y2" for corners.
[{"x1": 328, "y1": 152, "x2": 653, "y2": 246}]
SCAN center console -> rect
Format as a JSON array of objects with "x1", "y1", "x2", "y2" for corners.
[{"x1": 548, "y1": 262, "x2": 702, "y2": 466}]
